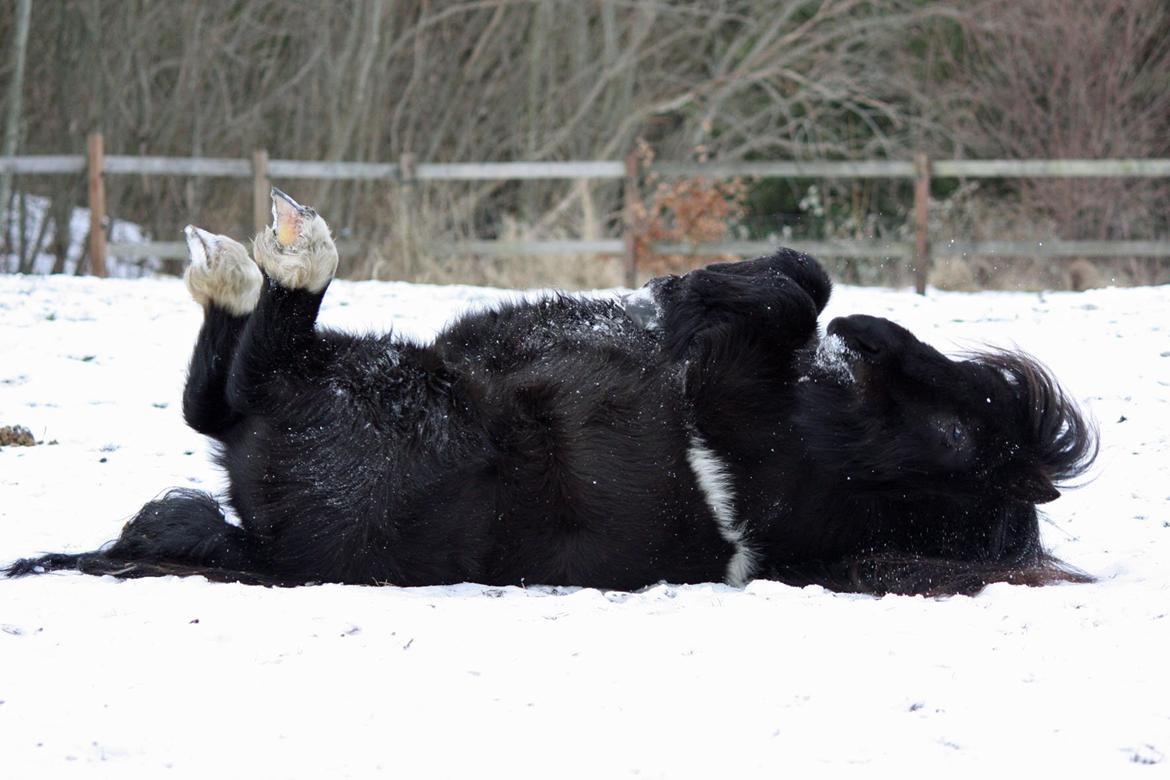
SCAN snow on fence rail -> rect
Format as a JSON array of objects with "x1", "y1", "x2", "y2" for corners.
[{"x1": 4, "y1": 134, "x2": 1170, "y2": 292}]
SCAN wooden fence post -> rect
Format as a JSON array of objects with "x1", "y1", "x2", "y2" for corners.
[
  {"x1": 398, "y1": 152, "x2": 417, "y2": 277},
  {"x1": 252, "y1": 149, "x2": 269, "y2": 234},
  {"x1": 623, "y1": 150, "x2": 639, "y2": 288},
  {"x1": 913, "y1": 152, "x2": 931, "y2": 295},
  {"x1": 86, "y1": 132, "x2": 107, "y2": 277}
]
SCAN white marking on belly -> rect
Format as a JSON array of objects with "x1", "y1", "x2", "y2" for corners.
[{"x1": 686, "y1": 435, "x2": 759, "y2": 587}]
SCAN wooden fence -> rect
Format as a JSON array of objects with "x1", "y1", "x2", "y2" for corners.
[{"x1": 4, "y1": 133, "x2": 1170, "y2": 293}]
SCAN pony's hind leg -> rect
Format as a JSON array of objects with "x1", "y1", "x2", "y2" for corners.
[
  {"x1": 226, "y1": 188, "x2": 340, "y2": 413},
  {"x1": 181, "y1": 226, "x2": 262, "y2": 437}
]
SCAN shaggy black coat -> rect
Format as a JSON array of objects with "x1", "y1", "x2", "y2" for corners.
[{"x1": 7, "y1": 250, "x2": 1097, "y2": 595}]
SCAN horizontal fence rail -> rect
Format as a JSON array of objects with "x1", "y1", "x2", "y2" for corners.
[
  {"x1": 931, "y1": 159, "x2": 1170, "y2": 178},
  {"x1": 11, "y1": 156, "x2": 1170, "y2": 179},
  {"x1": 106, "y1": 238, "x2": 1170, "y2": 264},
  {"x1": 652, "y1": 240, "x2": 913, "y2": 258},
  {"x1": 3, "y1": 136, "x2": 1169, "y2": 293},
  {"x1": 653, "y1": 160, "x2": 917, "y2": 178},
  {"x1": 442, "y1": 239, "x2": 626, "y2": 256},
  {"x1": 937, "y1": 240, "x2": 1170, "y2": 257},
  {"x1": 0, "y1": 155, "x2": 86, "y2": 174},
  {"x1": 105, "y1": 240, "x2": 368, "y2": 260}
]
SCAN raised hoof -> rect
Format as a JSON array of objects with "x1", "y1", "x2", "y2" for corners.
[
  {"x1": 252, "y1": 188, "x2": 339, "y2": 293},
  {"x1": 183, "y1": 226, "x2": 261, "y2": 316}
]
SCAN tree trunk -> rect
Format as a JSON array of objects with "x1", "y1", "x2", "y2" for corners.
[{"x1": 0, "y1": 0, "x2": 34, "y2": 243}]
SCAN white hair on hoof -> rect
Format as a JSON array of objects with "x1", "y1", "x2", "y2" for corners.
[
  {"x1": 251, "y1": 188, "x2": 339, "y2": 294},
  {"x1": 183, "y1": 226, "x2": 262, "y2": 316}
]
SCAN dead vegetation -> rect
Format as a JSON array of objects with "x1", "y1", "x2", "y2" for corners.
[
  {"x1": 0, "y1": 424, "x2": 36, "y2": 447},
  {"x1": 628, "y1": 141, "x2": 747, "y2": 279}
]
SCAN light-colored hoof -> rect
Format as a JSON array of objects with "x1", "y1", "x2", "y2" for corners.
[
  {"x1": 251, "y1": 188, "x2": 339, "y2": 294},
  {"x1": 183, "y1": 226, "x2": 262, "y2": 316}
]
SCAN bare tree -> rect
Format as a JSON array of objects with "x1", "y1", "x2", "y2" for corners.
[
  {"x1": 0, "y1": 0, "x2": 964, "y2": 277},
  {"x1": 952, "y1": 0, "x2": 1170, "y2": 240},
  {"x1": 0, "y1": 0, "x2": 32, "y2": 255}
]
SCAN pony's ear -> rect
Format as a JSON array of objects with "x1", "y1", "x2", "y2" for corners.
[{"x1": 1009, "y1": 471, "x2": 1060, "y2": 504}]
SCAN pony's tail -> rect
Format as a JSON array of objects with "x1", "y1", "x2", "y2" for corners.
[
  {"x1": 6, "y1": 489, "x2": 300, "y2": 587},
  {"x1": 770, "y1": 552, "x2": 1094, "y2": 597}
]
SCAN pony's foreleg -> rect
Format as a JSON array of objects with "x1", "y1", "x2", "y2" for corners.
[
  {"x1": 181, "y1": 226, "x2": 262, "y2": 437},
  {"x1": 226, "y1": 188, "x2": 340, "y2": 413},
  {"x1": 635, "y1": 249, "x2": 825, "y2": 362}
]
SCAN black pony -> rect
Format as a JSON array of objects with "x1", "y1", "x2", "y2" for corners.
[{"x1": 6, "y1": 190, "x2": 1097, "y2": 595}]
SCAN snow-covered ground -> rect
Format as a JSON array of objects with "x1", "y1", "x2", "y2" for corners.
[{"x1": 1, "y1": 273, "x2": 1168, "y2": 777}]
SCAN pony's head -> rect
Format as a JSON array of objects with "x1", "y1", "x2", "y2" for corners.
[
  {"x1": 806, "y1": 314, "x2": 1097, "y2": 502},
  {"x1": 787, "y1": 313, "x2": 1099, "y2": 594}
]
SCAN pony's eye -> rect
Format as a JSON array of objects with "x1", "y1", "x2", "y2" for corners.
[{"x1": 944, "y1": 420, "x2": 968, "y2": 450}]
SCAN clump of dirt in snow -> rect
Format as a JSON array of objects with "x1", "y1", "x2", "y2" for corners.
[{"x1": 0, "y1": 425, "x2": 36, "y2": 447}]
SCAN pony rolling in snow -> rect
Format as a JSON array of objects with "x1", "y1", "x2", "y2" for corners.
[{"x1": 7, "y1": 190, "x2": 1097, "y2": 595}]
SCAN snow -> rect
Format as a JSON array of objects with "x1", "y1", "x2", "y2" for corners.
[
  {"x1": 621, "y1": 284, "x2": 663, "y2": 330},
  {"x1": 1, "y1": 274, "x2": 1168, "y2": 776},
  {"x1": 809, "y1": 331, "x2": 857, "y2": 384}
]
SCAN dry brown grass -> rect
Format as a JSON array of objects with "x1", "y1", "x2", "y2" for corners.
[
  {"x1": 928, "y1": 183, "x2": 1169, "y2": 291},
  {"x1": 349, "y1": 205, "x2": 624, "y2": 290},
  {"x1": 929, "y1": 258, "x2": 980, "y2": 292}
]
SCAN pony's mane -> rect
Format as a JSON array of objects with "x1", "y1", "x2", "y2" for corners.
[{"x1": 973, "y1": 349, "x2": 1098, "y2": 486}]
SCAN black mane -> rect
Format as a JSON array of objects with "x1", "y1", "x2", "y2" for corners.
[{"x1": 974, "y1": 349, "x2": 1099, "y2": 487}]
